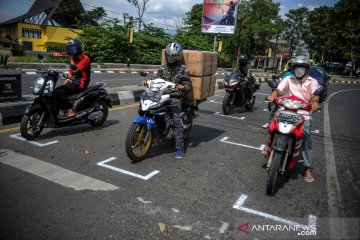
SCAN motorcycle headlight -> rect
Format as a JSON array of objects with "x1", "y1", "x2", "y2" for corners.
[
  {"x1": 229, "y1": 80, "x2": 238, "y2": 87},
  {"x1": 33, "y1": 77, "x2": 45, "y2": 95},
  {"x1": 278, "y1": 98, "x2": 307, "y2": 109},
  {"x1": 150, "y1": 82, "x2": 165, "y2": 92},
  {"x1": 43, "y1": 80, "x2": 54, "y2": 96}
]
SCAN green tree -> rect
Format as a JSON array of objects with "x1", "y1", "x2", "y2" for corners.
[{"x1": 283, "y1": 7, "x2": 309, "y2": 57}]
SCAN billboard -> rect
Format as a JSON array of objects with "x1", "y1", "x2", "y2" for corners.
[{"x1": 201, "y1": 0, "x2": 239, "y2": 34}]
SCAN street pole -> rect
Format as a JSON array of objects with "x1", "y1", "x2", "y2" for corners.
[
  {"x1": 127, "y1": 17, "x2": 134, "y2": 73},
  {"x1": 213, "y1": 35, "x2": 217, "y2": 52}
]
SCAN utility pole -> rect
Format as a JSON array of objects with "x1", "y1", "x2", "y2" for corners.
[{"x1": 127, "y1": 16, "x2": 134, "y2": 73}]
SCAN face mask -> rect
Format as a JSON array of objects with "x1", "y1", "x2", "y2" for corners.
[{"x1": 294, "y1": 67, "x2": 306, "y2": 78}]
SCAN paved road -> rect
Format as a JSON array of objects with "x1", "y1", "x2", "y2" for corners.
[{"x1": 0, "y1": 83, "x2": 359, "y2": 239}]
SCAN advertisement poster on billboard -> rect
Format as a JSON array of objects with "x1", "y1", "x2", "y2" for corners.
[{"x1": 201, "y1": 0, "x2": 239, "y2": 34}]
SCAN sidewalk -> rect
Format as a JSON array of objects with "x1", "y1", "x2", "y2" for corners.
[{"x1": 0, "y1": 80, "x2": 225, "y2": 127}]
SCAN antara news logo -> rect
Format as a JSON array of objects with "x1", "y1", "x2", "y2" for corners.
[{"x1": 238, "y1": 222, "x2": 317, "y2": 236}]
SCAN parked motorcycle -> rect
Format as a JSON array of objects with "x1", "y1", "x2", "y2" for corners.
[
  {"x1": 265, "y1": 82, "x2": 325, "y2": 195},
  {"x1": 20, "y1": 54, "x2": 111, "y2": 140},
  {"x1": 125, "y1": 73, "x2": 194, "y2": 162},
  {"x1": 222, "y1": 71, "x2": 260, "y2": 115}
]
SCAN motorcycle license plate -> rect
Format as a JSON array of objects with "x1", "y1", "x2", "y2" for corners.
[
  {"x1": 277, "y1": 111, "x2": 302, "y2": 123},
  {"x1": 141, "y1": 92, "x2": 161, "y2": 102}
]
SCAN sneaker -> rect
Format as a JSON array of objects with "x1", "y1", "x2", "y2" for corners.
[
  {"x1": 175, "y1": 150, "x2": 185, "y2": 159},
  {"x1": 262, "y1": 123, "x2": 269, "y2": 129}
]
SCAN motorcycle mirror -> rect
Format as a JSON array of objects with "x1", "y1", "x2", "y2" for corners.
[
  {"x1": 37, "y1": 54, "x2": 43, "y2": 60},
  {"x1": 314, "y1": 86, "x2": 326, "y2": 96},
  {"x1": 139, "y1": 72, "x2": 148, "y2": 77},
  {"x1": 268, "y1": 80, "x2": 278, "y2": 89}
]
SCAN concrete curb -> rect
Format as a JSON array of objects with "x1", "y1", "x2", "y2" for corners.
[{"x1": 0, "y1": 81, "x2": 224, "y2": 127}]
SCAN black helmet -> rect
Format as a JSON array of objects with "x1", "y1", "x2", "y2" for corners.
[
  {"x1": 239, "y1": 54, "x2": 248, "y2": 65},
  {"x1": 66, "y1": 38, "x2": 84, "y2": 55}
]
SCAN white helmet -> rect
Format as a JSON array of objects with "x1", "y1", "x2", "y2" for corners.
[{"x1": 291, "y1": 56, "x2": 310, "y2": 79}]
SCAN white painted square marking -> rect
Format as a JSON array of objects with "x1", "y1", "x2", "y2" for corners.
[
  {"x1": 233, "y1": 194, "x2": 317, "y2": 228},
  {"x1": 97, "y1": 157, "x2": 160, "y2": 180},
  {"x1": 214, "y1": 112, "x2": 245, "y2": 120},
  {"x1": 220, "y1": 136, "x2": 264, "y2": 150},
  {"x1": 9, "y1": 133, "x2": 59, "y2": 147},
  {"x1": 209, "y1": 100, "x2": 222, "y2": 104}
]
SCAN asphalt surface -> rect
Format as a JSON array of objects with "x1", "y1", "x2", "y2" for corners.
[
  {"x1": 0, "y1": 82, "x2": 359, "y2": 239},
  {"x1": 22, "y1": 73, "x2": 149, "y2": 95}
]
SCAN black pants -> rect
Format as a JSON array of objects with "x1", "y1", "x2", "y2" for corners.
[
  {"x1": 169, "y1": 99, "x2": 184, "y2": 151},
  {"x1": 55, "y1": 83, "x2": 82, "y2": 110}
]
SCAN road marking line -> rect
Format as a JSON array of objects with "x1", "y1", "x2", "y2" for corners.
[
  {"x1": 137, "y1": 197, "x2": 152, "y2": 204},
  {"x1": 324, "y1": 89, "x2": 360, "y2": 239},
  {"x1": 107, "y1": 70, "x2": 114, "y2": 73},
  {"x1": 233, "y1": 194, "x2": 317, "y2": 228},
  {"x1": 214, "y1": 94, "x2": 224, "y2": 97},
  {"x1": 94, "y1": 70, "x2": 101, "y2": 73},
  {"x1": 9, "y1": 133, "x2": 58, "y2": 147},
  {"x1": 214, "y1": 112, "x2": 245, "y2": 120},
  {"x1": 26, "y1": 72, "x2": 37, "y2": 74},
  {"x1": 220, "y1": 137, "x2": 265, "y2": 150},
  {"x1": 311, "y1": 129, "x2": 320, "y2": 134},
  {"x1": 255, "y1": 93, "x2": 269, "y2": 96},
  {"x1": 131, "y1": 72, "x2": 137, "y2": 74},
  {"x1": 209, "y1": 100, "x2": 222, "y2": 104},
  {"x1": 0, "y1": 150, "x2": 119, "y2": 191},
  {"x1": 119, "y1": 71, "x2": 126, "y2": 73},
  {"x1": 173, "y1": 225, "x2": 192, "y2": 231},
  {"x1": 97, "y1": 157, "x2": 160, "y2": 180}
]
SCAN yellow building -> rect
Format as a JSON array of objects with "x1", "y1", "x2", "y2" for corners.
[{"x1": 0, "y1": 0, "x2": 85, "y2": 54}]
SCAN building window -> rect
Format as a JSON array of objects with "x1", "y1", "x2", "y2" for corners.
[{"x1": 22, "y1": 28, "x2": 41, "y2": 39}]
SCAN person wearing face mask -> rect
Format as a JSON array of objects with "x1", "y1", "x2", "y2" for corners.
[{"x1": 261, "y1": 56, "x2": 320, "y2": 183}]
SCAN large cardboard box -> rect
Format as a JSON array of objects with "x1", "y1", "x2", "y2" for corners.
[
  {"x1": 185, "y1": 76, "x2": 211, "y2": 101},
  {"x1": 208, "y1": 75, "x2": 217, "y2": 97},
  {"x1": 161, "y1": 50, "x2": 218, "y2": 77}
]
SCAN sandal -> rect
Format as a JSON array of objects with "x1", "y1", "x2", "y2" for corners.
[
  {"x1": 261, "y1": 146, "x2": 270, "y2": 159},
  {"x1": 304, "y1": 175, "x2": 315, "y2": 183}
]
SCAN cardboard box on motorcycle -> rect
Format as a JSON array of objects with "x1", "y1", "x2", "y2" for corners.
[{"x1": 161, "y1": 50, "x2": 218, "y2": 105}]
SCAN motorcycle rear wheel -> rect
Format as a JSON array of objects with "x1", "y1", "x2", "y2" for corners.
[
  {"x1": 125, "y1": 123, "x2": 153, "y2": 162},
  {"x1": 89, "y1": 100, "x2": 108, "y2": 127},
  {"x1": 222, "y1": 92, "x2": 233, "y2": 115},
  {"x1": 20, "y1": 111, "x2": 45, "y2": 140},
  {"x1": 266, "y1": 150, "x2": 283, "y2": 195}
]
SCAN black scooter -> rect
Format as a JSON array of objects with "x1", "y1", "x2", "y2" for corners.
[
  {"x1": 20, "y1": 54, "x2": 112, "y2": 140},
  {"x1": 222, "y1": 71, "x2": 260, "y2": 115}
]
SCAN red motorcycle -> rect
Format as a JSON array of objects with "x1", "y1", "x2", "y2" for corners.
[{"x1": 265, "y1": 83, "x2": 325, "y2": 195}]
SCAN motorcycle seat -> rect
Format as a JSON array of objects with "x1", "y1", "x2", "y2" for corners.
[{"x1": 68, "y1": 85, "x2": 102, "y2": 101}]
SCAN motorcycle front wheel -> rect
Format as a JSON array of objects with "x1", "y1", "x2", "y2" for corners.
[
  {"x1": 222, "y1": 92, "x2": 234, "y2": 115},
  {"x1": 245, "y1": 93, "x2": 256, "y2": 111},
  {"x1": 266, "y1": 150, "x2": 283, "y2": 195},
  {"x1": 20, "y1": 111, "x2": 46, "y2": 140},
  {"x1": 125, "y1": 123, "x2": 154, "y2": 162}
]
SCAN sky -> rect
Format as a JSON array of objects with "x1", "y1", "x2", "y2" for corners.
[{"x1": 0, "y1": 0, "x2": 339, "y2": 34}]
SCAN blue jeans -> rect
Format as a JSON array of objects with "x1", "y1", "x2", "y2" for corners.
[{"x1": 302, "y1": 120, "x2": 312, "y2": 168}]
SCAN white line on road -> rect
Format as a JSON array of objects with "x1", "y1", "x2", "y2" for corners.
[
  {"x1": 233, "y1": 194, "x2": 317, "y2": 228},
  {"x1": 106, "y1": 70, "x2": 114, "y2": 73},
  {"x1": 137, "y1": 197, "x2": 152, "y2": 204},
  {"x1": 311, "y1": 129, "x2": 320, "y2": 134},
  {"x1": 220, "y1": 137, "x2": 265, "y2": 151},
  {"x1": 9, "y1": 133, "x2": 59, "y2": 147},
  {"x1": 119, "y1": 71, "x2": 126, "y2": 73},
  {"x1": 255, "y1": 93, "x2": 269, "y2": 96},
  {"x1": 0, "y1": 150, "x2": 119, "y2": 191},
  {"x1": 26, "y1": 72, "x2": 37, "y2": 74},
  {"x1": 262, "y1": 108, "x2": 268, "y2": 112},
  {"x1": 214, "y1": 112, "x2": 245, "y2": 120},
  {"x1": 324, "y1": 89, "x2": 360, "y2": 239},
  {"x1": 219, "y1": 221, "x2": 229, "y2": 233},
  {"x1": 209, "y1": 100, "x2": 222, "y2": 104},
  {"x1": 97, "y1": 157, "x2": 160, "y2": 180},
  {"x1": 214, "y1": 94, "x2": 224, "y2": 97},
  {"x1": 94, "y1": 70, "x2": 102, "y2": 73}
]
